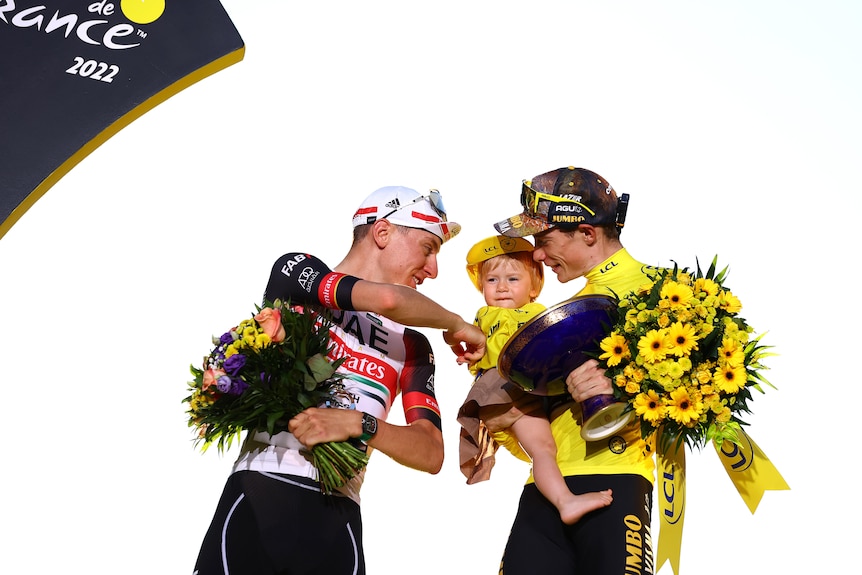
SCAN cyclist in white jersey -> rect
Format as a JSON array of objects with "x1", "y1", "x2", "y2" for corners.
[{"x1": 193, "y1": 186, "x2": 485, "y2": 575}]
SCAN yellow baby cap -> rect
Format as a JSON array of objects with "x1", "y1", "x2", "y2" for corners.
[{"x1": 466, "y1": 235, "x2": 536, "y2": 291}]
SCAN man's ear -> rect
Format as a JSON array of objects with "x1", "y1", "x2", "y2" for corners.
[
  {"x1": 371, "y1": 219, "x2": 392, "y2": 248},
  {"x1": 579, "y1": 224, "x2": 598, "y2": 246}
]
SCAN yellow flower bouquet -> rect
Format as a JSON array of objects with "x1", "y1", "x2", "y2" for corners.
[{"x1": 597, "y1": 257, "x2": 775, "y2": 451}]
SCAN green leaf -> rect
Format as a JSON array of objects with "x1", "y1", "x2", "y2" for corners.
[{"x1": 307, "y1": 353, "x2": 336, "y2": 382}]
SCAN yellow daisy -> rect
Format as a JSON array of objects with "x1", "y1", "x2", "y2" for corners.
[
  {"x1": 634, "y1": 389, "x2": 666, "y2": 424},
  {"x1": 665, "y1": 386, "x2": 704, "y2": 426},
  {"x1": 660, "y1": 281, "x2": 694, "y2": 308},
  {"x1": 667, "y1": 321, "x2": 699, "y2": 357},
  {"x1": 637, "y1": 329, "x2": 670, "y2": 363},
  {"x1": 599, "y1": 333, "x2": 630, "y2": 367},
  {"x1": 718, "y1": 338, "x2": 745, "y2": 367},
  {"x1": 694, "y1": 277, "x2": 720, "y2": 297},
  {"x1": 713, "y1": 364, "x2": 747, "y2": 394},
  {"x1": 719, "y1": 291, "x2": 742, "y2": 314}
]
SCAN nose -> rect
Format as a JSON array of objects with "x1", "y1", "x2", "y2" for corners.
[
  {"x1": 532, "y1": 248, "x2": 546, "y2": 262},
  {"x1": 425, "y1": 254, "x2": 439, "y2": 279}
]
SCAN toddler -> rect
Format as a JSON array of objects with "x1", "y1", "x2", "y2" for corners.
[{"x1": 457, "y1": 235, "x2": 612, "y2": 525}]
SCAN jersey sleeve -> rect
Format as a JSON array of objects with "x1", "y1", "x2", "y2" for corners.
[
  {"x1": 263, "y1": 253, "x2": 361, "y2": 310},
  {"x1": 400, "y1": 327, "x2": 442, "y2": 430}
]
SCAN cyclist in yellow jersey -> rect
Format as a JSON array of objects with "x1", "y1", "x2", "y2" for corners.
[{"x1": 492, "y1": 167, "x2": 658, "y2": 575}]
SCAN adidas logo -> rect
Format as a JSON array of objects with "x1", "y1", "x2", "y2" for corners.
[{"x1": 384, "y1": 199, "x2": 400, "y2": 210}]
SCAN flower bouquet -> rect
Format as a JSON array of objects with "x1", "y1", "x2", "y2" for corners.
[
  {"x1": 183, "y1": 300, "x2": 369, "y2": 494},
  {"x1": 596, "y1": 256, "x2": 775, "y2": 451}
]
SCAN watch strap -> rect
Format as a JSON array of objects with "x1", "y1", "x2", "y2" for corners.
[{"x1": 358, "y1": 412, "x2": 377, "y2": 443}]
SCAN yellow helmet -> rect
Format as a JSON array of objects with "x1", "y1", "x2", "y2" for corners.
[{"x1": 466, "y1": 235, "x2": 537, "y2": 291}]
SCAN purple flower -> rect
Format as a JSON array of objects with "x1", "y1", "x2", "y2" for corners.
[
  {"x1": 216, "y1": 374, "x2": 248, "y2": 395},
  {"x1": 223, "y1": 353, "x2": 247, "y2": 376},
  {"x1": 216, "y1": 375, "x2": 233, "y2": 393},
  {"x1": 231, "y1": 379, "x2": 249, "y2": 395},
  {"x1": 219, "y1": 332, "x2": 234, "y2": 345}
]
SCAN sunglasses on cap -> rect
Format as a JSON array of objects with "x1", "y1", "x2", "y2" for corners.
[
  {"x1": 520, "y1": 181, "x2": 597, "y2": 217},
  {"x1": 382, "y1": 189, "x2": 448, "y2": 221}
]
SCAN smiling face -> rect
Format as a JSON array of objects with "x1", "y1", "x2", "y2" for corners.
[
  {"x1": 385, "y1": 226, "x2": 442, "y2": 289},
  {"x1": 531, "y1": 227, "x2": 593, "y2": 283},
  {"x1": 479, "y1": 257, "x2": 539, "y2": 309}
]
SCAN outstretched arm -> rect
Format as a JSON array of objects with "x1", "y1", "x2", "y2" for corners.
[
  {"x1": 264, "y1": 253, "x2": 486, "y2": 363},
  {"x1": 351, "y1": 280, "x2": 486, "y2": 363}
]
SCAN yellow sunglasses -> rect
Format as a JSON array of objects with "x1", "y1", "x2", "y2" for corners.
[{"x1": 520, "y1": 181, "x2": 597, "y2": 217}]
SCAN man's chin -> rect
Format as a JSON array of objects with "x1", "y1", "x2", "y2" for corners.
[{"x1": 553, "y1": 270, "x2": 574, "y2": 283}]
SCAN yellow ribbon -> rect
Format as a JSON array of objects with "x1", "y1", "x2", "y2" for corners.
[
  {"x1": 655, "y1": 429, "x2": 789, "y2": 575},
  {"x1": 655, "y1": 432, "x2": 686, "y2": 575}
]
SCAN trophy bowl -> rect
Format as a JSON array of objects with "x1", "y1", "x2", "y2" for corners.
[
  {"x1": 497, "y1": 294, "x2": 633, "y2": 440},
  {"x1": 498, "y1": 294, "x2": 617, "y2": 397}
]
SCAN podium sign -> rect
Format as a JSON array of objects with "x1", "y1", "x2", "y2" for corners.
[{"x1": 0, "y1": 0, "x2": 245, "y2": 240}]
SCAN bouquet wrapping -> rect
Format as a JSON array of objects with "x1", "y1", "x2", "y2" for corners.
[{"x1": 183, "y1": 300, "x2": 369, "y2": 494}]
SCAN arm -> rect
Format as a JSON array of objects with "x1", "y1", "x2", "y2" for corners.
[
  {"x1": 289, "y1": 327, "x2": 445, "y2": 474},
  {"x1": 288, "y1": 409, "x2": 443, "y2": 474},
  {"x1": 351, "y1": 280, "x2": 486, "y2": 363},
  {"x1": 265, "y1": 253, "x2": 485, "y2": 363}
]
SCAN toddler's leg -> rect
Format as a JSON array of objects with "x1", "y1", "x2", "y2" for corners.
[{"x1": 511, "y1": 414, "x2": 613, "y2": 524}]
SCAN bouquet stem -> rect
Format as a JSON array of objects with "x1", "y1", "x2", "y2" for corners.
[{"x1": 310, "y1": 441, "x2": 370, "y2": 494}]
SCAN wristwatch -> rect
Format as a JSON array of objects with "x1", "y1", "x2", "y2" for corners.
[{"x1": 358, "y1": 412, "x2": 378, "y2": 443}]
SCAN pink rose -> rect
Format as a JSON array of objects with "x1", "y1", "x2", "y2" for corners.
[
  {"x1": 254, "y1": 307, "x2": 286, "y2": 343},
  {"x1": 202, "y1": 368, "x2": 226, "y2": 391}
]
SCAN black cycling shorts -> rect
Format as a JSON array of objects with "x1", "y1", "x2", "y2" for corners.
[
  {"x1": 500, "y1": 474, "x2": 654, "y2": 575},
  {"x1": 194, "y1": 470, "x2": 365, "y2": 575}
]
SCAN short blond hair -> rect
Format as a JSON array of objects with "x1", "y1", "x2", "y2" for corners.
[{"x1": 476, "y1": 251, "x2": 544, "y2": 301}]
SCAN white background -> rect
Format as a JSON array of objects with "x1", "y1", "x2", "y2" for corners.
[{"x1": 1, "y1": 1, "x2": 859, "y2": 573}]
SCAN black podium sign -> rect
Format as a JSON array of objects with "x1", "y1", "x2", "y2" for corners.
[{"x1": 0, "y1": 0, "x2": 244, "y2": 240}]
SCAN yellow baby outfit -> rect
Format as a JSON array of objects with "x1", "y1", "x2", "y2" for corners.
[{"x1": 457, "y1": 302, "x2": 546, "y2": 483}]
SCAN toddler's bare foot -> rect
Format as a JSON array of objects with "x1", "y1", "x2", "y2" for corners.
[{"x1": 559, "y1": 489, "x2": 613, "y2": 525}]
